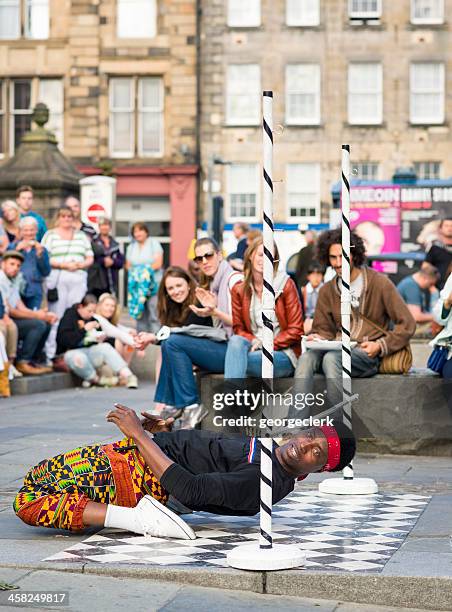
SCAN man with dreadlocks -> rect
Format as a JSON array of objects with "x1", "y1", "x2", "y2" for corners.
[
  {"x1": 294, "y1": 228, "x2": 415, "y2": 409},
  {"x1": 14, "y1": 405, "x2": 355, "y2": 540}
]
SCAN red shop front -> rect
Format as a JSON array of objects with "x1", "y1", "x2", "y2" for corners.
[{"x1": 77, "y1": 164, "x2": 198, "y2": 267}]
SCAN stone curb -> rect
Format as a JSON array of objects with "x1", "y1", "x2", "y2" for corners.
[
  {"x1": 265, "y1": 572, "x2": 452, "y2": 611},
  {"x1": 1, "y1": 562, "x2": 450, "y2": 609}
]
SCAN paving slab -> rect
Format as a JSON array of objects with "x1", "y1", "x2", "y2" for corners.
[{"x1": 3, "y1": 570, "x2": 182, "y2": 611}]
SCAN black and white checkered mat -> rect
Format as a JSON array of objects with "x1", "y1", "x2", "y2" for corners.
[{"x1": 45, "y1": 491, "x2": 430, "y2": 572}]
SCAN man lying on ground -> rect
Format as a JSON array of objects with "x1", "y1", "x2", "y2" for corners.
[{"x1": 14, "y1": 405, "x2": 355, "y2": 540}]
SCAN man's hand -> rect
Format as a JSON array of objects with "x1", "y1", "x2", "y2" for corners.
[
  {"x1": 140, "y1": 411, "x2": 174, "y2": 433},
  {"x1": 44, "y1": 311, "x2": 58, "y2": 324},
  {"x1": 104, "y1": 256, "x2": 113, "y2": 268},
  {"x1": 106, "y1": 404, "x2": 145, "y2": 439},
  {"x1": 306, "y1": 333, "x2": 325, "y2": 341},
  {"x1": 360, "y1": 341, "x2": 381, "y2": 359},
  {"x1": 66, "y1": 261, "x2": 79, "y2": 272},
  {"x1": 35, "y1": 309, "x2": 57, "y2": 324}
]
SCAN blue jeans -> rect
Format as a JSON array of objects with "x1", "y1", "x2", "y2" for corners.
[
  {"x1": 294, "y1": 347, "x2": 380, "y2": 408},
  {"x1": 441, "y1": 357, "x2": 452, "y2": 411},
  {"x1": 154, "y1": 334, "x2": 228, "y2": 408},
  {"x1": 64, "y1": 343, "x2": 127, "y2": 381},
  {"x1": 224, "y1": 335, "x2": 294, "y2": 378},
  {"x1": 14, "y1": 318, "x2": 51, "y2": 363}
]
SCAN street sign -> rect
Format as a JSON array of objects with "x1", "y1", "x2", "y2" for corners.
[
  {"x1": 87, "y1": 202, "x2": 106, "y2": 224},
  {"x1": 80, "y1": 175, "x2": 117, "y2": 232}
]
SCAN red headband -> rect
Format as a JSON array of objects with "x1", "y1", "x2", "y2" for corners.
[{"x1": 319, "y1": 425, "x2": 341, "y2": 472}]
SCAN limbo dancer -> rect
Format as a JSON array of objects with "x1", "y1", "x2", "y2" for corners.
[{"x1": 14, "y1": 405, "x2": 355, "y2": 538}]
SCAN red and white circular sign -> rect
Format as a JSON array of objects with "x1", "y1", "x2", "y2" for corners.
[{"x1": 86, "y1": 203, "x2": 106, "y2": 224}]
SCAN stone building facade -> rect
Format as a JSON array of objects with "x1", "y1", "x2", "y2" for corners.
[
  {"x1": 0, "y1": 0, "x2": 198, "y2": 265},
  {"x1": 200, "y1": 0, "x2": 452, "y2": 228}
]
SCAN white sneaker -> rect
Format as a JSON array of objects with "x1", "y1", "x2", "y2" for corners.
[
  {"x1": 178, "y1": 404, "x2": 208, "y2": 430},
  {"x1": 9, "y1": 364, "x2": 23, "y2": 378},
  {"x1": 134, "y1": 495, "x2": 196, "y2": 540},
  {"x1": 126, "y1": 374, "x2": 138, "y2": 389},
  {"x1": 98, "y1": 375, "x2": 119, "y2": 387}
]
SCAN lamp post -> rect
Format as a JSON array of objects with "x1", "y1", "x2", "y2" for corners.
[{"x1": 206, "y1": 154, "x2": 231, "y2": 233}]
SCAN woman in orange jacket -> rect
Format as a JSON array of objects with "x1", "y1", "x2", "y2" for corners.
[{"x1": 224, "y1": 237, "x2": 303, "y2": 378}]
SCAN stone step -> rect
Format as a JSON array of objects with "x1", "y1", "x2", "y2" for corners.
[{"x1": 10, "y1": 371, "x2": 77, "y2": 396}]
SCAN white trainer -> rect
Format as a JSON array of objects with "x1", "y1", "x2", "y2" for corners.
[{"x1": 134, "y1": 495, "x2": 196, "y2": 540}]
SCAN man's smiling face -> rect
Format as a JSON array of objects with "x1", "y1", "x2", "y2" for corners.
[{"x1": 275, "y1": 427, "x2": 328, "y2": 476}]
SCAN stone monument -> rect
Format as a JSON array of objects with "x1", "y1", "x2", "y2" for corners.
[{"x1": 0, "y1": 102, "x2": 82, "y2": 221}]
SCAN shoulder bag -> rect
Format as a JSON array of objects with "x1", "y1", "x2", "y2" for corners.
[
  {"x1": 359, "y1": 313, "x2": 413, "y2": 374},
  {"x1": 47, "y1": 234, "x2": 75, "y2": 303}
]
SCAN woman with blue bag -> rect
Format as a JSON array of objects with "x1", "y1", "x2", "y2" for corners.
[
  {"x1": 427, "y1": 266, "x2": 452, "y2": 409},
  {"x1": 126, "y1": 223, "x2": 163, "y2": 333}
]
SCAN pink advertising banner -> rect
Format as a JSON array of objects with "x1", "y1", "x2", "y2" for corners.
[{"x1": 349, "y1": 186, "x2": 401, "y2": 273}]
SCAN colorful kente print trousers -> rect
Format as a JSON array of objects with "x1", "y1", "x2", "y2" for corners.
[{"x1": 13, "y1": 437, "x2": 168, "y2": 532}]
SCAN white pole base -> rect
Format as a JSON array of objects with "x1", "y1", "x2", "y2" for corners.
[
  {"x1": 227, "y1": 543, "x2": 305, "y2": 571},
  {"x1": 319, "y1": 477, "x2": 378, "y2": 495}
]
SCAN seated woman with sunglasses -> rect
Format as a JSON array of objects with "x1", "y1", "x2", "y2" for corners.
[
  {"x1": 135, "y1": 266, "x2": 213, "y2": 410},
  {"x1": 139, "y1": 239, "x2": 242, "y2": 429},
  {"x1": 225, "y1": 237, "x2": 303, "y2": 379}
]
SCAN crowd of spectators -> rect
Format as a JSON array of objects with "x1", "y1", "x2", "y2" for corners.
[{"x1": 0, "y1": 184, "x2": 450, "y2": 419}]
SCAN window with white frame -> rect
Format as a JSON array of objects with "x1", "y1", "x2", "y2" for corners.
[
  {"x1": 25, "y1": 0, "x2": 49, "y2": 38},
  {"x1": 286, "y1": 64, "x2": 320, "y2": 125},
  {"x1": 411, "y1": 0, "x2": 443, "y2": 24},
  {"x1": 109, "y1": 77, "x2": 163, "y2": 158},
  {"x1": 38, "y1": 79, "x2": 64, "y2": 145},
  {"x1": 227, "y1": 164, "x2": 259, "y2": 219},
  {"x1": 286, "y1": 163, "x2": 321, "y2": 221},
  {"x1": 410, "y1": 63, "x2": 444, "y2": 124},
  {"x1": 226, "y1": 65, "x2": 260, "y2": 125},
  {"x1": 138, "y1": 78, "x2": 164, "y2": 157},
  {"x1": 286, "y1": 0, "x2": 320, "y2": 26},
  {"x1": 117, "y1": 0, "x2": 156, "y2": 38},
  {"x1": 348, "y1": 63, "x2": 382, "y2": 125},
  {"x1": 227, "y1": 0, "x2": 260, "y2": 27},
  {"x1": 0, "y1": 0, "x2": 20, "y2": 39},
  {"x1": 414, "y1": 161, "x2": 441, "y2": 179},
  {"x1": 10, "y1": 80, "x2": 32, "y2": 154},
  {"x1": 349, "y1": 0, "x2": 381, "y2": 18},
  {"x1": 0, "y1": 0, "x2": 48, "y2": 39},
  {"x1": 0, "y1": 77, "x2": 63, "y2": 156},
  {"x1": 352, "y1": 162, "x2": 379, "y2": 180}
]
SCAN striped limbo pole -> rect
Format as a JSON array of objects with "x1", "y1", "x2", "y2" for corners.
[
  {"x1": 259, "y1": 90, "x2": 275, "y2": 549},
  {"x1": 319, "y1": 144, "x2": 378, "y2": 495},
  {"x1": 227, "y1": 92, "x2": 305, "y2": 569},
  {"x1": 340, "y1": 145, "x2": 354, "y2": 480}
]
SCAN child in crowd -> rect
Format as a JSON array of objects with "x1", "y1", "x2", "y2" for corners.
[
  {"x1": 57, "y1": 294, "x2": 138, "y2": 389},
  {"x1": 302, "y1": 263, "x2": 325, "y2": 335}
]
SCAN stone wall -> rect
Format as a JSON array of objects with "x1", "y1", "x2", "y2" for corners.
[
  {"x1": 1, "y1": 0, "x2": 198, "y2": 167},
  {"x1": 200, "y1": 0, "x2": 452, "y2": 224}
]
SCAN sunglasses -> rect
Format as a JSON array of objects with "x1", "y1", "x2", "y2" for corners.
[{"x1": 193, "y1": 251, "x2": 216, "y2": 264}]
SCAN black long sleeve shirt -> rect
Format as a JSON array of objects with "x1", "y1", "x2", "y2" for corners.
[
  {"x1": 56, "y1": 305, "x2": 96, "y2": 355},
  {"x1": 153, "y1": 430, "x2": 296, "y2": 516}
]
